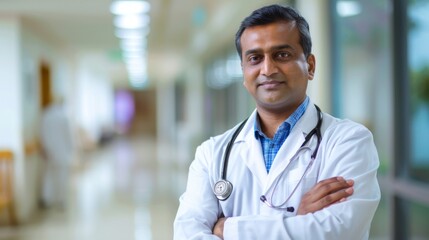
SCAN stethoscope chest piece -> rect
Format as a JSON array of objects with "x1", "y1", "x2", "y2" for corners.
[{"x1": 214, "y1": 179, "x2": 233, "y2": 201}]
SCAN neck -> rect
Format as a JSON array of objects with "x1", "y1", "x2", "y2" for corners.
[
  {"x1": 256, "y1": 97, "x2": 308, "y2": 138},
  {"x1": 257, "y1": 108, "x2": 292, "y2": 139}
]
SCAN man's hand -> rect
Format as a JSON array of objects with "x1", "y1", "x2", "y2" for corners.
[
  {"x1": 213, "y1": 217, "x2": 227, "y2": 239},
  {"x1": 297, "y1": 177, "x2": 354, "y2": 215}
]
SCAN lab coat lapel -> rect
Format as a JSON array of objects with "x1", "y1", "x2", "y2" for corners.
[
  {"x1": 237, "y1": 110, "x2": 268, "y2": 186},
  {"x1": 266, "y1": 129, "x2": 305, "y2": 183},
  {"x1": 267, "y1": 103, "x2": 319, "y2": 183}
]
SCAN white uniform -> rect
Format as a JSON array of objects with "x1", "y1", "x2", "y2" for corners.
[
  {"x1": 174, "y1": 103, "x2": 380, "y2": 240},
  {"x1": 40, "y1": 103, "x2": 75, "y2": 207}
]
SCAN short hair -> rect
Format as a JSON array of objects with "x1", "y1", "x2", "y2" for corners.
[{"x1": 235, "y1": 4, "x2": 312, "y2": 60}]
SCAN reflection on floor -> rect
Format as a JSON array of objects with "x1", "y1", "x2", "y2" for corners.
[{"x1": 0, "y1": 136, "x2": 188, "y2": 240}]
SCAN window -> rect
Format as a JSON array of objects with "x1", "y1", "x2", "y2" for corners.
[
  {"x1": 332, "y1": 0, "x2": 393, "y2": 174},
  {"x1": 408, "y1": 0, "x2": 429, "y2": 183}
]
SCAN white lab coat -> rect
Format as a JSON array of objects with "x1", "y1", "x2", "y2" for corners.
[
  {"x1": 40, "y1": 103, "x2": 75, "y2": 207},
  {"x1": 174, "y1": 102, "x2": 380, "y2": 240}
]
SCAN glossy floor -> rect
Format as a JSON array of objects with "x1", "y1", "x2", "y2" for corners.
[{"x1": 0, "y1": 136, "x2": 187, "y2": 240}]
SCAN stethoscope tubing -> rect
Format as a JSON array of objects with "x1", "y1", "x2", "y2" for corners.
[
  {"x1": 262, "y1": 145, "x2": 316, "y2": 209},
  {"x1": 221, "y1": 118, "x2": 247, "y2": 180},
  {"x1": 214, "y1": 105, "x2": 322, "y2": 204}
]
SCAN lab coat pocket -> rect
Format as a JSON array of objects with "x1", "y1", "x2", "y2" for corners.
[
  {"x1": 290, "y1": 150, "x2": 318, "y2": 191},
  {"x1": 270, "y1": 150, "x2": 318, "y2": 209},
  {"x1": 287, "y1": 148, "x2": 315, "y2": 177}
]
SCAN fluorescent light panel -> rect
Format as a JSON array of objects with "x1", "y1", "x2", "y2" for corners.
[
  {"x1": 114, "y1": 14, "x2": 150, "y2": 29},
  {"x1": 110, "y1": 1, "x2": 151, "y2": 15},
  {"x1": 115, "y1": 28, "x2": 150, "y2": 39},
  {"x1": 336, "y1": 1, "x2": 362, "y2": 17},
  {"x1": 110, "y1": 1, "x2": 151, "y2": 88}
]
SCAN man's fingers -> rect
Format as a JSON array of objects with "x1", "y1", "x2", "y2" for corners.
[
  {"x1": 305, "y1": 177, "x2": 354, "y2": 202},
  {"x1": 301, "y1": 177, "x2": 343, "y2": 201},
  {"x1": 297, "y1": 176, "x2": 355, "y2": 215},
  {"x1": 318, "y1": 186, "x2": 354, "y2": 206}
]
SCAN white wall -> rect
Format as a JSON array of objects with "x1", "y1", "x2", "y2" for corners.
[
  {"x1": 0, "y1": 16, "x2": 28, "y2": 222},
  {"x1": 75, "y1": 53, "x2": 115, "y2": 145},
  {"x1": 297, "y1": 0, "x2": 332, "y2": 113},
  {"x1": 0, "y1": 17, "x2": 22, "y2": 161}
]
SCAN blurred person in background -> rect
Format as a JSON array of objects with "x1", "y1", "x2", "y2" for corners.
[
  {"x1": 174, "y1": 4, "x2": 380, "y2": 239},
  {"x1": 40, "y1": 96, "x2": 76, "y2": 210}
]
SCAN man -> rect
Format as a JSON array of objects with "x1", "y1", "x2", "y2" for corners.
[
  {"x1": 40, "y1": 97, "x2": 76, "y2": 209},
  {"x1": 174, "y1": 4, "x2": 380, "y2": 239}
]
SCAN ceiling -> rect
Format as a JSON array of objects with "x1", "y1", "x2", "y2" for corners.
[{"x1": 0, "y1": 0, "x2": 279, "y2": 87}]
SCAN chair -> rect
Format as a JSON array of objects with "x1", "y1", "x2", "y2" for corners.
[{"x1": 0, "y1": 150, "x2": 17, "y2": 225}]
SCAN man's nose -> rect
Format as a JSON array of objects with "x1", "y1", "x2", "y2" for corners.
[{"x1": 260, "y1": 57, "x2": 278, "y2": 76}]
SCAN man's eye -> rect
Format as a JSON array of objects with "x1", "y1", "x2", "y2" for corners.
[
  {"x1": 276, "y1": 52, "x2": 290, "y2": 59},
  {"x1": 248, "y1": 55, "x2": 261, "y2": 64}
]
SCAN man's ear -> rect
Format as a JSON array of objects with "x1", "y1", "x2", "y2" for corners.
[{"x1": 307, "y1": 54, "x2": 316, "y2": 80}]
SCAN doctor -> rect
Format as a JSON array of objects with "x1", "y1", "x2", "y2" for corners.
[{"x1": 174, "y1": 4, "x2": 380, "y2": 239}]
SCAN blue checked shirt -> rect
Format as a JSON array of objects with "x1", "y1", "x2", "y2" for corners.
[{"x1": 254, "y1": 97, "x2": 309, "y2": 173}]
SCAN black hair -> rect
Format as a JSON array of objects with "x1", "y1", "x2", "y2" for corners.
[{"x1": 235, "y1": 4, "x2": 312, "y2": 60}]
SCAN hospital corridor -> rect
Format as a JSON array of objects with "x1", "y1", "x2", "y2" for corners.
[
  {"x1": 0, "y1": 135, "x2": 184, "y2": 240},
  {"x1": 1, "y1": 0, "x2": 429, "y2": 239}
]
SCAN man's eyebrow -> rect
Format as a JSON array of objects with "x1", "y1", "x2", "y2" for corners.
[
  {"x1": 272, "y1": 44, "x2": 294, "y2": 51},
  {"x1": 244, "y1": 44, "x2": 295, "y2": 56},
  {"x1": 244, "y1": 48, "x2": 261, "y2": 56}
]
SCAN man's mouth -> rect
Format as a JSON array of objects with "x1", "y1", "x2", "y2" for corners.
[{"x1": 258, "y1": 80, "x2": 284, "y2": 88}]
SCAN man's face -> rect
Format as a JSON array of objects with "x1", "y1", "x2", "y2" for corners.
[{"x1": 240, "y1": 21, "x2": 315, "y2": 114}]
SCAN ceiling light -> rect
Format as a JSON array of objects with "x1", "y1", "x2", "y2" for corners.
[
  {"x1": 336, "y1": 1, "x2": 362, "y2": 17},
  {"x1": 121, "y1": 46, "x2": 145, "y2": 53},
  {"x1": 110, "y1": 1, "x2": 151, "y2": 15},
  {"x1": 115, "y1": 28, "x2": 150, "y2": 39},
  {"x1": 120, "y1": 39, "x2": 146, "y2": 51},
  {"x1": 128, "y1": 76, "x2": 146, "y2": 84},
  {"x1": 122, "y1": 51, "x2": 145, "y2": 58},
  {"x1": 126, "y1": 62, "x2": 147, "y2": 71},
  {"x1": 114, "y1": 14, "x2": 150, "y2": 29},
  {"x1": 120, "y1": 38, "x2": 146, "y2": 47}
]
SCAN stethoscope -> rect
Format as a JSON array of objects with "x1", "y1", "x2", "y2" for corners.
[{"x1": 213, "y1": 105, "x2": 323, "y2": 212}]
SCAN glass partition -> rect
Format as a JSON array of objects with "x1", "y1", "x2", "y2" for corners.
[
  {"x1": 332, "y1": 0, "x2": 393, "y2": 175},
  {"x1": 408, "y1": 0, "x2": 429, "y2": 183}
]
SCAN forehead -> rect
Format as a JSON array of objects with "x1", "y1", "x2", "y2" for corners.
[{"x1": 240, "y1": 21, "x2": 300, "y2": 51}]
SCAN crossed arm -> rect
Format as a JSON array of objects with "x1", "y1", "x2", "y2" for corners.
[
  {"x1": 213, "y1": 176, "x2": 355, "y2": 238},
  {"x1": 175, "y1": 123, "x2": 380, "y2": 239}
]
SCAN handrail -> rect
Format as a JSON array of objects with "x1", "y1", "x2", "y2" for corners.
[
  {"x1": 0, "y1": 150, "x2": 13, "y2": 160},
  {"x1": 0, "y1": 149, "x2": 18, "y2": 225}
]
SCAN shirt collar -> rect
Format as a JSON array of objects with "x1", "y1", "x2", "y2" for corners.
[{"x1": 254, "y1": 96, "x2": 310, "y2": 140}]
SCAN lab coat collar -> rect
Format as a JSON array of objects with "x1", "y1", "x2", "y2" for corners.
[{"x1": 294, "y1": 100, "x2": 319, "y2": 136}]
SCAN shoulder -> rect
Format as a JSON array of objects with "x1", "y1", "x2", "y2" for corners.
[
  {"x1": 191, "y1": 121, "x2": 247, "y2": 176},
  {"x1": 321, "y1": 113, "x2": 375, "y2": 146},
  {"x1": 193, "y1": 110, "x2": 255, "y2": 166},
  {"x1": 198, "y1": 122, "x2": 246, "y2": 153}
]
